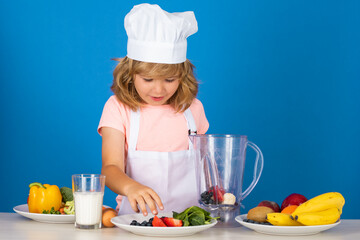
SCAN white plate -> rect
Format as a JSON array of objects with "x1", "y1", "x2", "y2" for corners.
[
  {"x1": 13, "y1": 204, "x2": 75, "y2": 223},
  {"x1": 111, "y1": 212, "x2": 217, "y2": 237},
  {"x1": 235, "y1": 214, "x2": 340, "y2": 236}
]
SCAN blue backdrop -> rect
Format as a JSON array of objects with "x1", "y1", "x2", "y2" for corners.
[{"x1": 1, "y1": 0, "x2": 359, "y2": 218}]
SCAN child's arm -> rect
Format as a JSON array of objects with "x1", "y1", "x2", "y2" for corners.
[{"x1": 100, "y1": 127, "x2": 164, "y2": 216}]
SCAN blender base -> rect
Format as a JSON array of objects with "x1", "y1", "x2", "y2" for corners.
[{"x1": 200, "y1": 203, "x2": 241, "y2": 228}]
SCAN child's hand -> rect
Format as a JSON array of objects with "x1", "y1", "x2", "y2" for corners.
[{"x1": 125, "y1": 182, "x2": 164, "y2": 216}]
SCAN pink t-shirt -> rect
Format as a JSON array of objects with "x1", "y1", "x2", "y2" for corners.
[{"x1": 98, "y1": 95, "x2": 209, "y2": 152}]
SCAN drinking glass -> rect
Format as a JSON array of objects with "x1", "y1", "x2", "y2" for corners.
[{"x1": 72, "y1": 174, "x2": 106, "y2": 229}]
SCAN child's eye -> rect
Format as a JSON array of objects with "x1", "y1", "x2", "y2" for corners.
[
  {"x1": 143, "y1": 78, "x2": 153, "y2": 82},
  {"x1": 165, "y1": 78, "x2": 175, "y2": 83}
]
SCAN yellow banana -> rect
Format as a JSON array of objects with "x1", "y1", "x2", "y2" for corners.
[
  {"x1": 291, "y1": 192, "x2": 345, "y2": 217},
  {"x1": 266, "y1": 213, "x2": 303, "y2": 226},
  {"x1": 294, "y1": 207, "x2": 340, "y2": 225}
]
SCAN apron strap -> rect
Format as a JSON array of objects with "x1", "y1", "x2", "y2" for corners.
[
  {"x1": 183, "y1": 108, "x2": 197, "y2": 135},
  {"x1": 183, "y1": 108, "x2": 197, "y2": 149},
  {"x1": 128, "y1": 107, "x2": 197, "y2": 151},
  {"x1": 128, "y1": 109, "x2": 140, "y2": 151}
]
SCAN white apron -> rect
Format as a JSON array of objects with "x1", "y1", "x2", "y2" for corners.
[{"x1": 119, "y1": 108, "x2": 199, "y2": 214}]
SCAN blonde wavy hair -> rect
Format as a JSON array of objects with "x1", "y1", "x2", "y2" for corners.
[{"x1": 111, "y1": 57, "x2": 198, "y2": 112}]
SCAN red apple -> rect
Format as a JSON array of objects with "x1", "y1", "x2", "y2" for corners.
[
  {"x1": 258, "y1": 200, "x2": 281, "y2": 212},
  {"x1": 281, "y1": 193, "x2": 307, "y2": 210}
]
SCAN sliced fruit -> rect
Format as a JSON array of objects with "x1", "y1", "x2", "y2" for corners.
[
  {"x1": 152, "y1": 216, "x2": 167, "y2": 227},
  {"x1": 209, "y1": 186, "x2": 225, "y2": 203},
  {"x1": 162, "y1": 217, "x2": 183, "y2": 227}
]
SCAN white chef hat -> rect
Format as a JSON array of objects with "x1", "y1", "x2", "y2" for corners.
[{"x1": 124, "y1": 3, "x2": 198, "y2": 64}]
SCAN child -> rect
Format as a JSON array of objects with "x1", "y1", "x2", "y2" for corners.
[{"x1": 98, "y1": 4, "x2": 209, "y2": 216}]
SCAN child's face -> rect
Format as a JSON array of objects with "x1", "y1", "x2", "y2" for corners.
[{"x1": 134, "y1": 74, "x2": 180, "y2": 106}]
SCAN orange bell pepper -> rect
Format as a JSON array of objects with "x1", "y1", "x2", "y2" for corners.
[{"x1": 28, "y1": 182, "x2": 62, "y2": 213}]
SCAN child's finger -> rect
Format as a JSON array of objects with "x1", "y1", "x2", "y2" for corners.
[
  {"x1": 143, "y1": 194, "x2": 158, "y2": 215},
  {"x1": 148, "y1": 190, "x2": 164, "y2": 211},
  {"x1": 129, "y1": 198, "x2": 140, "y2": 213},
  {"x1": 136, "y1": 196, "x2": 148, "y2": 216}
]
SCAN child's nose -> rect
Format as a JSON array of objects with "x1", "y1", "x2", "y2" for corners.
[{"x1": 153, "y1": 81, "x2": 165, "y2": 94}]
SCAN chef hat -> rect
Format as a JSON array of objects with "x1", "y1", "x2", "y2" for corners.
[{"x1": 124, "y1": 3, "x2": 198, "y2": 64}]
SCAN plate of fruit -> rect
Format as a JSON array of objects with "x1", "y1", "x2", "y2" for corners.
[
  {"x1": 236, "y1": 192, "x2": 344, "y2": 236},
  {"x1": 111, "y1": 206, "x2": 218, "y2": 237}
]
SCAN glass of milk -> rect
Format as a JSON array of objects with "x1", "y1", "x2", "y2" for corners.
[{"x1": 72, "y1": 174, "x2": 106, "y2": 229}]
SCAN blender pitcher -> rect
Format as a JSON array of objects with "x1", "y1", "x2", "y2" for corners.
[{"x1": 189, "y1": 134, "x2": 264, "y2": 227}]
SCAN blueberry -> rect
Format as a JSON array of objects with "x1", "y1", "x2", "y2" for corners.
[
  {"x1": 149, "y1": 217, "x2": 154, "y2": 223},
  {"x1": 136, "y1": 222, "x2": 141, "y2": 226},
  {"x1": 141, "y1": 221, "x2": 148, "y2": 226},
  {"x1": 243, "y1": 219, "x2": 248, "y2": 222},
  {"x1": 146, "y1": 223, "x2": 152, "y2": 227},
  {"x1": 209, "y1": 199, "x2": 215, "y2": 204},
  {"x1": 130, "y1": 220, "x2": 138, "y2": 225},
  {"x1": 248, "y1": 219, "x2": 255, "y2": 223}
]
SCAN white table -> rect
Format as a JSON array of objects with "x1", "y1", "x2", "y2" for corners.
[{"x1": 1, "y1": 213, "x2": 359, "y2": 240}]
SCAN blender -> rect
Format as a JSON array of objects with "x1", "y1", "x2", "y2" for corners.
[{"x1": 189, "y1": 134, "x2": 264, "y2": 227}]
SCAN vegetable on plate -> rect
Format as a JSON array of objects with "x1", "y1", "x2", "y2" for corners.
[
  {"x1": 28, "y1": 182, "x2": 62, "y2": 214},
  {"x1": 173, "y1": 206, "x2": 218, "y2": 226}
]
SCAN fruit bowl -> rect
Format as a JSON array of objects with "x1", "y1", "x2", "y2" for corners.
[{"x1": 235, "y1": 214, "x2": 341, "y2": 236}]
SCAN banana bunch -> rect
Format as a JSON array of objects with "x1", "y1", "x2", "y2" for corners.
[
  {"x1": 291, "y1": 192, "x2": 344, "y2": 226},
  {"x1": 267, "y1": 192, "x2": 345, "y2": 226}
]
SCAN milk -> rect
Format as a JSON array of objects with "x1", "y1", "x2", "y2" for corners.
[{"x1": 74, "y1": 192, "x2": 104, "y2": 225}]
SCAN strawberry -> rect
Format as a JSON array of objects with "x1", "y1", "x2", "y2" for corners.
[
  {"x1": 152, "y1": 216, "x2": 167, "y2": 227},
  {"x1": 162, "y1": 217, "x2": 183, "y2": 227},
  {"x1": 209, "y1": 185, "x2": 225, "y2": 203}
]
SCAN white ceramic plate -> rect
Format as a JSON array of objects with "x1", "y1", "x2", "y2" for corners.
[
  {"x1": 235, "y1": 214, "x2": 340, "y2": 236},
  {"x1": 111, "y1": 212, "x2": 217, "y2": 237},
  {"x1": 13, "y1": 204, "x2": 75, "y2": 223}
]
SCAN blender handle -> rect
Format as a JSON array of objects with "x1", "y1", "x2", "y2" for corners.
[{"x1": 240, "y1": 141, "x2": 264, "y2": 200}]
